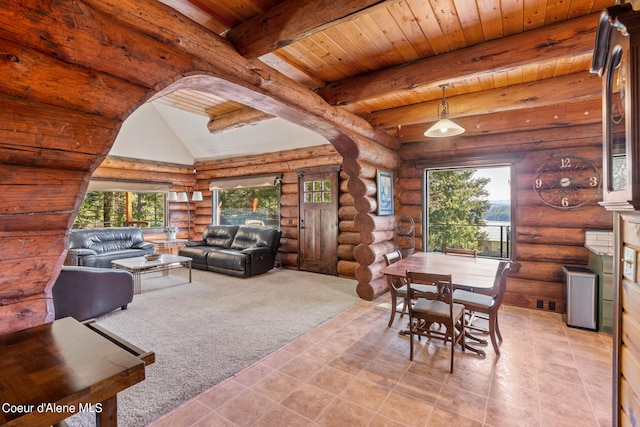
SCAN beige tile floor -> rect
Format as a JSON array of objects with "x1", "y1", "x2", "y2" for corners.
[{"x1": 150, "y1": 296, "x2": 613, "y2": 427}]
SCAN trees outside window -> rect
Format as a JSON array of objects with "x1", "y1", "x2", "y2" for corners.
[
  {"x1": 426, "y1": 166, "x2": 511, "y2": 258},
  {"x1": 74, "y1": 192, "x2": 165, "y2": 228},
  {"x1": 216, "y1": 185, "x2": 280, "y2": 228}
]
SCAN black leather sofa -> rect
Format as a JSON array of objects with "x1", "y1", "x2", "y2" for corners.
[
  {"x1": 66, "y1": 227, "x2": 156, "y2": 268},
  {"x1": 179, "y1": 225, "x2": 281, "y2": 277},
  {"x1": 52, "y1": 266, "x2": 134, "y2": 321}
]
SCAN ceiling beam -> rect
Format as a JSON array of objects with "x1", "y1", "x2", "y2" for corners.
[
  {"x1": 225, "y1": 0, "x2": 400, "y2": 59},
  {"x1": 207, "y1": 108, "x2": 274, "y2": 133},
  {"x1": 395, "y1": 98, "x2": 602, "y2": 142},
  {"x1": 316, "y1": 13, "x2": 600, "y2": 106},
  {"x1": 367, "y1": 71, "x2": 602, "y2": 129}
]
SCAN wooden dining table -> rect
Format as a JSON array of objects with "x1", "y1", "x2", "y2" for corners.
[
  {"x1": 380, "y1": 251, "x2": 500, "y2": 290},
  {"x1": 381, "y1": 251, "x2": 503, "y2": 357}
]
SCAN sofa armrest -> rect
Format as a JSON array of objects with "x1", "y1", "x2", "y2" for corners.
[
  {"x1": 53, "y1": 266, "x2": 134, "y2": 321},
  {"x1": 66, "y1": 248, "x2": 98, "y2": 266},
  {"x1": 240, "y1": 247, "x2": 274, "y2": 257},
  {"x1": 132, "y1": 241, "x2": 156, "y2": 250},
  {"x1": 184, "y1": 240, "x2": 206, "y2": 247}
]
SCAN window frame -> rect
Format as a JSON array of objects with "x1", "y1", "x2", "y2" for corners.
[{"x1": 422, "y1": 162, "x2": 515, "y2": 260}]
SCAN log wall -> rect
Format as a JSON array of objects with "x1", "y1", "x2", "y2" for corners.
[
  {"x1": 398, "y1": 119, "x2": 613, "y2": 312},
  {"x1": 193, "y1": 145, "x2": 344, "y2": 270}
]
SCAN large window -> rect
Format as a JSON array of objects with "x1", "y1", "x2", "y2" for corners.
[
  {"x1": 211, "y1": 175, "x2": 281, "y2": 229},
  {"x1": 74, "y1": 191, "x2": 166, "y2": 229},
  {"x1": 74, "y1": 180, "x2": 170, "y2": 229},
  {"x1": 425, "y1": 166, "x2": 511, "y2": 259}
]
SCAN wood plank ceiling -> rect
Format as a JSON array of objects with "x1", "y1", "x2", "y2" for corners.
[{"x1": 154, "y1": 0, "x2": 615, "y2": 141}]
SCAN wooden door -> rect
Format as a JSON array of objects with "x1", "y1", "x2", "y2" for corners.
[{"x1": 297, "y1": 167, "x2": 339, "y2": 275}]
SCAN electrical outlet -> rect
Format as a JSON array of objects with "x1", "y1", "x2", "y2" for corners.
[
  {"x1": 549, "y1": 301, "x2": 556, "y2": 311},
  {"x1": 536, "y1": 300, "x2": 543, "y2": 309}
]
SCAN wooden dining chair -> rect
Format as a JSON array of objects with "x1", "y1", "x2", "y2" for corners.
[
  {"x1": 444, "y1": 247, "x2": 477, "y2": 257},
  {"x1": 452, "y1": 262, "x2": 511, "y2": 356},
  {"x1": 383, "y1": 251, "x2": 440, "y2": 327},
  {"x1": 383, "y1": 250, "x2": 408, "y2": 327},
  {"x1": 406, "y1": 271, "x2": 466, "y2": 372}
]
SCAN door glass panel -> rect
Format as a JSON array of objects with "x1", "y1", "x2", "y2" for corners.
[{"x1": 304, "y1": 180, "x2": 332, "y2": 204}]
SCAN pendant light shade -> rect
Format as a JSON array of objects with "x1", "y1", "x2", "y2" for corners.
[{"x1": 424, "y1": 85, "x2": 465, "y2": 138}]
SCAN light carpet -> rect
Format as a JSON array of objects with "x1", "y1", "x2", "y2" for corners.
[{"x1": 67, "y1": 267, "x2": 359, "y2": 427}]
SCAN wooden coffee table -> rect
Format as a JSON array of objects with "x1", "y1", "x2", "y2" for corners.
[{"x1": 111, "y1": 254, "x2": 192, "y2": 294}]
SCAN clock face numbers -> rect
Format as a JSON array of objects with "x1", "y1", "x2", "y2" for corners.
[{"x1": 533, "y1": 156, "x2": 601, "y2": 209}]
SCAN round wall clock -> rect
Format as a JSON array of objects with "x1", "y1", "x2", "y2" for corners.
[{"x1": 533, "y1": 156, "x2": 601, "y2": 209}]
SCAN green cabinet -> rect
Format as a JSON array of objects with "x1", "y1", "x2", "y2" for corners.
[{"x1": 588, "y1": 251, "x2": 613, "y2": 333}]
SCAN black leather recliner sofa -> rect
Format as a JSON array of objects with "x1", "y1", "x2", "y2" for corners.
[
  {"x1": 179, "y1": 225, "x2": 281, "y2": 277},
  {"x1": 66, "y1": 227, "x2": 156, "y2": 268}
]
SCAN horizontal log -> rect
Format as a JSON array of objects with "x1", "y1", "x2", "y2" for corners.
[
  {"x1": 338, "y1": 206, "x2": 358, "y2": 221},
  {"x1": 0, "y1": 231, "x2": 68, "y2": 261},
  {"x1": 338, "y1": 232, "x2": 361, "y2": 246},
  {"x1": 0, "y1": 299, "x2": 52, "y2": 335},
  {"x1": 337, "y1": 260, "x2": 358, "y2": 277},
  {"x1": 508, "y1": 276, "x2": 564, "y2": 298},
  {"x1": 516, "y1": 226, "x2": 585, "y2": 246},
  {"x1": 354, "y1": 213, "x2": 396, "y2": 232},
  {"x1": 512, "y1": 261, "x2": 568, "y2": 283},
  {"x1": 395, "y1": 205, "x2": 422, "y2": 223},
  {"x1": 280, "y1": 225, "x2": 298, "y2": 239},
  {"x1": 278, "y1": 238, "x2": 298, "y2": 253},
  {"x1": 354, "y1": 262, "x2": 384, "y2": 284},
  {"x1": 278, "y1": 252, "x2": 298, "y2": 267},
  {"x1": 0, "y1": 38, "x2": 146, "y2": 119},
  {"x1": 198, "y1": 145, "x2": 340, "y2": 171},
  {"x1": 339, "y1": 220, "x2": 356, "y2": 232},
  {"x1": 281, "y1": 206, "x2": 298, "y2": 218},
  {"x1": 516, "y1": 243, "x2": 590, "y2": 264},
  {"x1": 354, "y1": 196, "x2": 377, "y2": 214},
  {"x1": 339, "y1": 179, "x2": 349, "y2": 194},
  {"x1": 354, "y1": 241, "x2": 395, "y2": 266},
  {"x1": 401, "y1": 123, "x2": 602, "y2": 162},
  {"x1": 356, "y1": 276, "x2": 388, "y2": 301},
  {"x1": 0, "y1": 212, "x2": 74, "y2": 233},
  {"x1": 338, "y1": 244, "x2": 356, "y2": 260},
  {"x1": 280, "y1": 193, "x2": 298, "y2": 207},
  {"x1": 281, "y1": 171, "x2": 298, "y2": 184},
  {"x1": 360, "y1": 230, "x2": 395, "y2": 245},
  {"x1": 280, "y1": 217, "x2": 299, "y2": 227},
  {"x1": 397, "y1": 190, "x2": 421, "y2": 206},
  {"x1": 517, "y1": 205, "x2": 612, "y2": 229},
  {"x1": 347, "y1": 177, "x2": 377, "y2": 199},
  {"x1": 342, "y1": 158, "x2": 378, "y2": 179},
  {"x1": 281, "y1": 183, "x2": 298, "y2": 195},
  {"x1": 396, "y1": 177, "x2": 422, "y2": 191},
  {"x1": 339, "y1": 193, "x2": 354, "y2": 206}
]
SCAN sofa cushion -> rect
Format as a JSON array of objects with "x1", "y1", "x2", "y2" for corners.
[
  {"x1": 207, "y1": 249, "x2": 248, "y2": 271},
  {"x1": 202, "y1": 225, "x2": 239, "y2": 248},
  {"x1": 230, "y1": 226, "x2": 280, "y2": 251},
  {"x1": 70, "y1": 227, "x2": 148, "y2": 254}
]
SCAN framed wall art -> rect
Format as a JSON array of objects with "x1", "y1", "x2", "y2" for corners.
[{"x1": 377, "y1": 170, "x2": 394, "y2": 216}]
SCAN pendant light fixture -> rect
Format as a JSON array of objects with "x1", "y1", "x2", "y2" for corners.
[{"x1": 424, "y1": 84, "x2": 465, "y2": 138}]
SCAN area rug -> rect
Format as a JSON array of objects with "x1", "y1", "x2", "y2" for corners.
[{"x1": 67, "y1": 268, "x2": 358, "y2": 427}]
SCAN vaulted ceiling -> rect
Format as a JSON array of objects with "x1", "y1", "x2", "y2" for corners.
[{"x1": 131, "y1": 0, "x2": 614, "y2": 161}]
